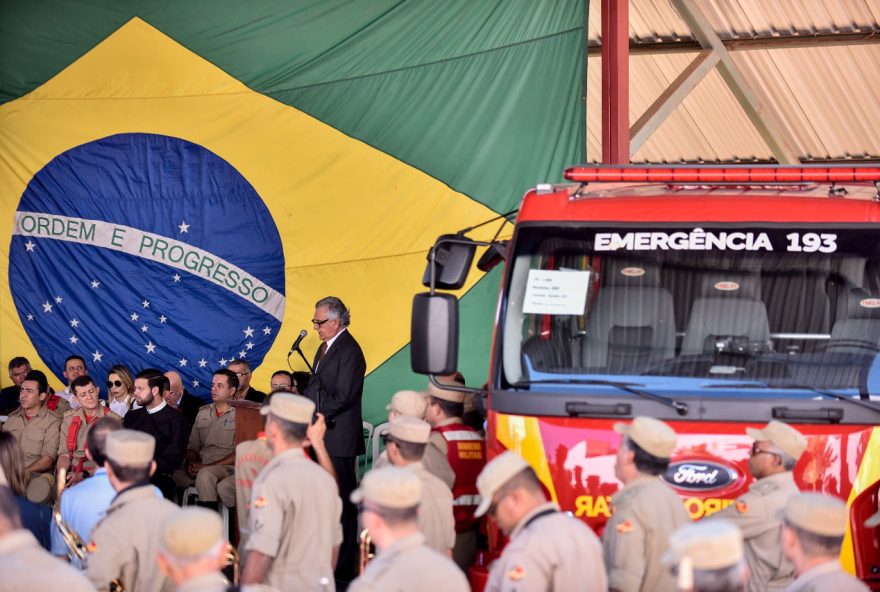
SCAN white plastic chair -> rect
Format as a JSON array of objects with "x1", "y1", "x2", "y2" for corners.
[{"x1": 371, "y1": 422, "x2": 391, "y2": 471}]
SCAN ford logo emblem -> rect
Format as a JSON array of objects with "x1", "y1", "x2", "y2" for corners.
[{"x1": 661, "y1": 461, "x2": 738, "y2": 491}]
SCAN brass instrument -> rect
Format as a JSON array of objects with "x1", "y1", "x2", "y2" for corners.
[
  {"x1": 358, "y1": 528, "x2": 374, "y2": 574},
  {"x1": 53, "y1": 466, "x2": 87, "y2": 563},
  {"x1": 226, "y1": 543, "x2": 240, "y2": 585},
  {"x1": 109, "y1": 579, "x2": 125, "y2": 592}
]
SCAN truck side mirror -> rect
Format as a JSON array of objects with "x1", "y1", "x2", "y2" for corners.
[
  {"x1": 411, "y1": 292, "x2": 458, "y2": 375},
  {"x1": 421, "y1": 234, "x2": 476, "y2": 290}
]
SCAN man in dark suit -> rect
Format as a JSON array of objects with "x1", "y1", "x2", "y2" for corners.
[
  {"x1": 303, "y1": 296, "x2": 366, "y2": 586},
  {"x1": 0, "y1": 357, "x2": 30, "y2": 415},
  {"x1": 123, "y1": 369, "x2": 189, "y2": 500},
  {"x1": 163, "y1": 370, "x2": 203, "y2": 429}
]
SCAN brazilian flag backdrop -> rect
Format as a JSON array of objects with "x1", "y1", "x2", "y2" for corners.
[{"x1": 0, "y1": 1, "x2": 586, "y2": 425}]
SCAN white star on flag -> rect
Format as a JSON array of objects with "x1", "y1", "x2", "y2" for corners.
[
  {"x1": 91, "y1": 280, "x2": 100, "y2": 289},
  {"x1": 142, "y1": 300, "x2": 150, "y2": 309},
  {"x1": 70, "y1": 319, "x2": 80, "y2": 328},
  {"x1": 263, "y1": 326, "x2": 272, "y2": 335},
  {"x1": 238, "y1": 351, "x2": 246, "y2": 358},
  {"x1": 245, "y1": 342, "x2": 255, "y2": 350},
  {"x1": 218, "y1": 357, "x2": 228, "y2": 367},
  {"x1": 25, "y1": 241, "x2": 35, "y2": 252},
  {"x1": 178, "y1": 221, "x2": 190, "y2": 233},
  {"x1": 130, "y1": 312, "x2": 139, "y2": 322},
  {"x1": 173, "y1": 274, "x2": 181, "y2": 283},
  {"x1": 42, "y1": 301, "x2": 53, "y2": 313},
  {"x1": 26, "y1": 314, "x2": 33, "y2": 321},
  {"x1": 145, "y1": 341, "x2": 157, "y2": 354},
  {"x1": 159, "y1": 315, "x2": 168, "y2": 324},
  {"x1": 179, "y1": 358, "x2": 188, "y2": 367},
  {"x1": 192, "y1": 379, "x2": 200, "y2": 387},
  {"x1": 92, "y1": 350, "x2": 103, "y2": 363},
  {"x1": 54, "y1": 296, "x2": 63, "y2": 304},
  {"x1": 140, "y1": 325, "x2": 149, "y2": 333},
  {"x1": 198, "y1": 359, "x2": 208, "y2": 368},
  {"x1": 69, "y1": 335, "x2": 79, "y2": 344},
  {"x1": 243, "y1": 326, "x2": 254, "y2": 338}
]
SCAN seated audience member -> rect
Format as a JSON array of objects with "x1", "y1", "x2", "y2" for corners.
[
  {"x1": 1, "y1": 370, "x2": 60, "y2": 503},
  {"x1": 0, "y1": 432, "x2": 52, "y2": 549},
  {"x1": 57, "y1": 375, "x2": 121, "y2": 487},
  {"x1": 123, "y1": 369, "x2": 189, "y2": 500},
  {"x1": 55, "y1": 355, "x2": 89, "y2": 411},
  {"x1": 229, "y1": 359, "x2": 266, "y2": 403},
  {"x1": 173, "y1": 369, "x2": 237, "y2": 508},
  {"x1": 106, "y1": 364, "x2": 136, "y2": 418},
  {"x1": 270, "y1": 370, "x2": 294, "y2": 394},
  {"x1": 164, "y1": 370, "x2": 202, "y2": 429},
  {"x1": 0, "y1": 357, "x2": 30, "y2": 415},
  {"x1": 50, "y1": 417, "x2": 126, "y2": 566},
  {"x1": 664, "y1": 520, "x2": 748, "y2": 592},
  {"x1": 157, "y1": 507, "x2": 233, "y2": 590},
  {"x1": 0, "y1": 481, "x2": 93, "y2": 591}
]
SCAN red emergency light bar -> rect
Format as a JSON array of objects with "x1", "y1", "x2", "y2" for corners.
[{"x1": 563, "y1": 165, "x2": 880, "y2": 184}]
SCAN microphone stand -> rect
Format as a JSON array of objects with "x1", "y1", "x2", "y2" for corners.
[{"x1": 289, "y1": 347, "x2": 326, "y2": 417}]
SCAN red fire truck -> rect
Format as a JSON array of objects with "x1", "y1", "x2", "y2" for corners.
[{"x1": 412, "y1": 165, "x2": 880, "y2": 588}]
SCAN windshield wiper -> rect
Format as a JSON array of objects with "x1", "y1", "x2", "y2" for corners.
[
  {"x1": 514, "y1": 378, "x2": 688, "y2": 416},
  {"x1": 703, "y1": 382, "x2": 880, "y2": 414}
]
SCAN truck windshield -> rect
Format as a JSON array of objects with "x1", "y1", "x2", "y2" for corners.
[{"x1": 501, "y1": 224, "x2": 880, "y2": 397}]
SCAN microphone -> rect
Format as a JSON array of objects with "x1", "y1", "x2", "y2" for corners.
[{"x1": 288, "y1": 329, "x2": 308, "y2": 356}]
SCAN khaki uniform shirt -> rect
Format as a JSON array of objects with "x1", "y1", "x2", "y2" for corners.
[
  {"x1": 602, "y1": 475, "x2": 691, "y2": 592},
  {"x1": 1, "y1": 405, "x2": 61, "y2": 467},
  {"x1": 487, "y1": 502, "x2": 607, "y2": 592},
  {"x1": 713, "y1": 471, "x2": 799, "y2": 592},
  {"x1": 188, "y1": 404, "x2": 235, "y2": 464},
  {"x1": 405, "y1": 461, "x2": 455, "y2": 553},
  {"x1": 86, "y1": 484, "x2": 178, "y2": 592},
  {"x1": 374, "y1": 444, "x2": 456, "y2": 489},
  {"x1": 0, "y1": 529, "x2": 94, "y2": 592},
  {"x1": 785, "y1": 561, "x2": 869, "y2": 592},
  {"x1": 349, "y1": 532, "x2": 469, "y2": 592},
  {"x1": 58, "y1": 407, "x2": 121, "y2": 472},
  {"x1": 245, "y1": 446, "x2": 342, "y2": 591},
  {"x1": 234, "y1": 436, "x2": 272, "y2": 546}
]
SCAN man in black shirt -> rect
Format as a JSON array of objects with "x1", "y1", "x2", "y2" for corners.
[
  {"x1": 228, "y1": 359, "x2": 266, "y2": 403},
  {"x1": 122, "y1": 369, "x2": 188, "y2": 500},
  {"x1": 0, "y1": 357, "x2": 30, "y2": 415}
]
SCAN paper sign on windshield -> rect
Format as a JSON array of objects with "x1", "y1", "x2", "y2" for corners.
[{"x1": 523, "y1": 269, "x2": 590, "y2": 315}]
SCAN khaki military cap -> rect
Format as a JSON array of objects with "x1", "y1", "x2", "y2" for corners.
[
  {"x1": 389, "y1": 415, "x2": 431, "y2": 444},
  {"x1": 784, "y1": 492, "x2": 848, "y2": 537},
  {"x1": 663, "y1": 520, "x2": 743, "y2": 570},
  {"x1": 474, "y1": 451, "x2": 530, "y2": 518},
  {"x1": 386, "y1": 390, "x2": 427, "y2": 418},
  {"x1": 106, "y1": 429, "x2": 155, "y2": 466},
  {"x1": 351, "y1": 466, "x2": 422, "y2": 509},
  {"x1": 161, "y1": 507, "x2": 223, "y2": 558},
  {"x1": 745, "y1": 420, "x2": 806, "y2": 460},
  {"x1": 614, "y1": 416, "x2": 677, "y2": 459},
  {"x1": 260, "y1": 392, "x2": 314, "y2": 424},
  {"x1": 427, "y1": 381, "x2": 466, "y2": 404}
]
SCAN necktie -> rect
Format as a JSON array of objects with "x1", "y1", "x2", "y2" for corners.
[{"x1": 317, "y1": 342, "x2": 328, "y2": 365}]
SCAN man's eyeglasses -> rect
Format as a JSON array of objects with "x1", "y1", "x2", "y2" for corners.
[
  {"x1": 750, "y1": 442, "x2": 780, "y2": 457},
  {"x1": 311, "y1": 318, "x2": 333, "y2": 326},
  {"x1": 106, "y1": 380, "x2": 123, "y2": 388},
  {"x1": 234, "y1": 371, "x2": 250, "y2": 377}
]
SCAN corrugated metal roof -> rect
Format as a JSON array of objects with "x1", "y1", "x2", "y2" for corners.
[{"x1": 586, "y1": 0, "x2": 880, "y2": 163}]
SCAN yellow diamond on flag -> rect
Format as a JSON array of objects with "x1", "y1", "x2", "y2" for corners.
[{"x1": 0, "y1": 17, "x2": 500, "y2": 385}]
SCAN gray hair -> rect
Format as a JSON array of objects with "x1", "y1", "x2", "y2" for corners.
[{"x1": 316, "y1": 296, "x2": 351, "y2": 326}]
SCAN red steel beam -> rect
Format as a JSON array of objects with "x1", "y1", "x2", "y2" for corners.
[{"x1": 601, "y1": 0, "x2": 630, "y2": 164}]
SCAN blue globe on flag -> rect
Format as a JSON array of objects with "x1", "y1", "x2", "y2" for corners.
[{"x1": 8, "y1": 133, "x2": 285, "y2": 397}]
